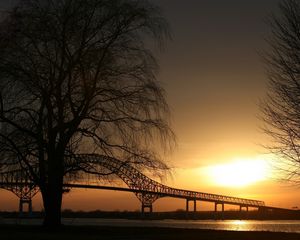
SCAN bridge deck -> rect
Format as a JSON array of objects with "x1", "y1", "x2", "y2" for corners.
[
  {"x1": 63, "y1": 183, "x2": 264, "y2": 207},
  {"x1": 0, "y1": 154, "x2": 265, "y2": 209},
  {"x1": 0, "y1": 181, "x2": 264, "y2": 208}
]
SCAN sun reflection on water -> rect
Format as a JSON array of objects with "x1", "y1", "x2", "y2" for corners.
[{"x1": 230, "y1": 220, "x2": 247, "y2": 225}]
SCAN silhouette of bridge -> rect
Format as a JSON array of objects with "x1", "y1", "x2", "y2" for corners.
[{"x1": 0, "y1": 154, "x2": 283, "y2": 215}]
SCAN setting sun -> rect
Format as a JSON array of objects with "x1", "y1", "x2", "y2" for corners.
[{"x1": 208, "y1": 158, "x2": 268, "y2": 187}]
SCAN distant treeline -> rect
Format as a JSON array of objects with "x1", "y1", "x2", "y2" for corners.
[{"x1": 1, "y1": 209, "x2": 300, "y2": 220}]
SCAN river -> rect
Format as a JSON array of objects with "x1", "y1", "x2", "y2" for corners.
[{"x1": 3, "y1": 218, "x2": 300, "y2": 233}]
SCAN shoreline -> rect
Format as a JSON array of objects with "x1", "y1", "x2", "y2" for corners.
[
  {"x1": 1, "y1": 225, "x2": 300, "y2": 240},
  {"x1": 2, "y1": 209, "x2": 300, "y2": 220}
]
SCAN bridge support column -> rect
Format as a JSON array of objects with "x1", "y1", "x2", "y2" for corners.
[
  {"x1": 215, "y1": 203, "x2": 226, "y2": 213},
  {"x1": 19, "y1": 198, "x2": 32, "y2": 217},
  {"x1": 186, "y1": 199, "x2": 197, "y2": 212},
  {"x1": 239, "y1": 205, "x2": 249, "y2": 212},
  {"x1": 186, "y1": 199, "x2": 189, "y2": 212},
  {"x1": 141, "y1": 204, "x2": 153, "y2": 213},
  {"x1": 214, "y1": 202, "x2": 225, "y2": 219}
]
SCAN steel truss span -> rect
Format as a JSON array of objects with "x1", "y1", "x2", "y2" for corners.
[
  {"x1": 72, "y1": 154, "x2": 265, "y2": 208},
  {"x1": 0, "y1": 153, "x2": 265, "y2": 213}
]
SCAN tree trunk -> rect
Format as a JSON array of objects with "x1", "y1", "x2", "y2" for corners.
[{"x1": 41, "y1": 177, "x2": 63, "y2": 227}]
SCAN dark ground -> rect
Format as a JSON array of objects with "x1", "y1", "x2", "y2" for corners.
[{"x1": 1, "y1": 225, "x2": 300, "y2": 240}]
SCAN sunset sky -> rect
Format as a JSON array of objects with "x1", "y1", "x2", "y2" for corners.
[{"x1": 1, "y1": 0, "x2": 300, "y2": 212}]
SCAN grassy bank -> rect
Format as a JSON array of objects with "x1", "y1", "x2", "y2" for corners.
[{"x1": 0, "y1": 225, "x2": 300, "y2": 240}]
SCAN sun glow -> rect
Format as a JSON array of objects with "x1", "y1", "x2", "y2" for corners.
[{"x1": 208, "y1": 158, "x2": 268, "y2": 187}]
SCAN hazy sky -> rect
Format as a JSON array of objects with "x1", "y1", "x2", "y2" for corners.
[
  {"x1": 154, "y1": 0, "x2": 279, "y2": 167},
  {"x1": 2, "y1": 0, "x2": 299, "y2": 212}
]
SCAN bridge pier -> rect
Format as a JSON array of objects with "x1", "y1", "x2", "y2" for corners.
[
  {"x1": 214, "y1": 202, "x2": 225, "y2": 219},
  {"x1": 239, "y1": 205, "x2": 249, "y2": 212},
  {"x1": 214, "y1": 202, "x2": 224, "y2": 212},
  {"x1": 239, "y1": 205, "x2": 249, "y2": 219},
  {"x1": 141, "y1": 203, "x2": 153, "y2": 213},
  {"x1": 19, "y1": 198, "x2": 32, "y2": 217},
  {"x1": 186, "y1": 199, "x2": 197, "y2": 212}
]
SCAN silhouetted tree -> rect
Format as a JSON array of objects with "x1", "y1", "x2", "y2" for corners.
[
  {"x1": 261, "y1": 0, "x2": 300, "y2": 183},
  {"x1": 0, "y1": 0, "x2": 174, "y2": 227}
]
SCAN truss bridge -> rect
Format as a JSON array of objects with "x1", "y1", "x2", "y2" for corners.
[{"x1": 0, "y1": 154, "x2": 266, "y2": 214}]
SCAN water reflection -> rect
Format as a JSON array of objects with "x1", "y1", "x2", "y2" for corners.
[{"x1": 182, "y1": 220, "x2": 300, "y2": 233}]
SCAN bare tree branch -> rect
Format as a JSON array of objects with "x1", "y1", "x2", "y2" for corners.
[
  {"x1": 261, "y1": 0, "x2": 300, "y2": 184},
  {"x1": 0, "y1": 0, "x2": 174, "y2": 227}
]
